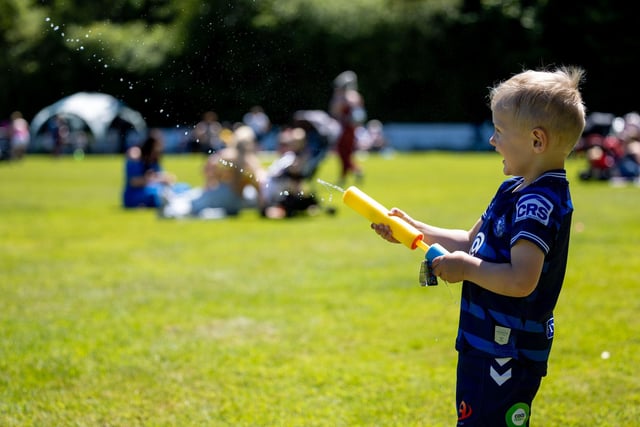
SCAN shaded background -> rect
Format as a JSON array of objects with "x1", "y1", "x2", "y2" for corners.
[{"x1": 1, "y1": 0, "x2": 637, "y2": 128}]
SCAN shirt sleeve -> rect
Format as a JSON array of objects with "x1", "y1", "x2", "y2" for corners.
[{"x1": 510, "y1": 191, "x2": 561, "y2": 254}]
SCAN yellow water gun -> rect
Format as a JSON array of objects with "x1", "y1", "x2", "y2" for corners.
[{"x1": 342, "y1": 186, "x2": 448, "y2": 286}]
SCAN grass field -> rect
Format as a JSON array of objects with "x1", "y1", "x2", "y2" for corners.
[{"x1": 1, "y1": 151, "x2": 639, "y2": 426}]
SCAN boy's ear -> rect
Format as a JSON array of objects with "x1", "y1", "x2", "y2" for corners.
[{"x1": 531, "y1": 127, "x2": 548, "y2": 153}]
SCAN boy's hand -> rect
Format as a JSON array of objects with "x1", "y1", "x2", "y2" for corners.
[
  {"x1": 370, "y1": 222, "x2": 400, "y2": 243},
  {"x1": 370, "y1": 207, "x2": 412, "y2": 244},
  {"x1": 431, "y1": 251, "x2": 471, "y2": 283}
]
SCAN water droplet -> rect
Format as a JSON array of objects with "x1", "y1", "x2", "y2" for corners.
[{"x1": 316, "y1": 179, "x2": 345, "y2": 203}]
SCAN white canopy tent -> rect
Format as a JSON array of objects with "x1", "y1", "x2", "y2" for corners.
[{"x1": 30, "y1": 92, "x2": 147, "y2": 153}]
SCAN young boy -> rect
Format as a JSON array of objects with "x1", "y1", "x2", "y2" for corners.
[{"x1": 372, "y1": 67, "x2": 586, "y2": 426}]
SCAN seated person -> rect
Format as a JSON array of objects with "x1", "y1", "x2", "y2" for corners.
[
  {"x1": 122, "y1": 133, "x2": 186, "y2": 208},
  {"x1": 615, "y1": 115, "x2": 640, "y2": 182},
  {"x1": 160, "y1": 126, "x2": 265, "y2": 218}
]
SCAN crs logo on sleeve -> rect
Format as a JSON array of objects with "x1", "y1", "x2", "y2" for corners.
[{"x1": 515, "y1": 194, "x2": 553, "y2": 226}]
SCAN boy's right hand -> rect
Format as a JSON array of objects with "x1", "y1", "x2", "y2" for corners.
[
  {"x1": 370, "y1": 222, "x2": 400, "y2": 243},
  {"x1": 370, "y1": 208, "x2": 413, "y2": 244}
]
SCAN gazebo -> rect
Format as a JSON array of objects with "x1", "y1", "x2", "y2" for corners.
[{"x1": 29, "y1": 92, "x2": 147, "y2": 154}]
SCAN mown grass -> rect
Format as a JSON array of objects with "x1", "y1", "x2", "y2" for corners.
[{"x1": 0, "y1": 151, "x2": 638, "y2": 426}]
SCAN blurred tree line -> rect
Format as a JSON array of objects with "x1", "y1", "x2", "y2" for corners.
[{"x1": 1, "y1": 0, "x2": 637, "y2": 127}]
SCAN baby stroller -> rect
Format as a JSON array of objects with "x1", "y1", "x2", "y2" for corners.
[
  {"x1": 291, "y1": 110, "x2": 340, "y2": 180},
  {"x1": 261, "y1": 111, "x2": 339, "y2": 218}
]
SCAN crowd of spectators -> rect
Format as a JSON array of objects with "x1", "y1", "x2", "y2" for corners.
[
  {"x1": 121, "y1": 70, "x2": 390, "y2": 220},
  {"x1": 2, "y1": 70, "x2": 383, "y2": 223},
  {"x1": 149, "y1": 119, "x2": 334, "y2": 220}
]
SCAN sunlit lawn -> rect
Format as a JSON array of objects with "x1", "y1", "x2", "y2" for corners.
[{"x1": 0, "y1": 151, "x2": 638, "y2": 426}]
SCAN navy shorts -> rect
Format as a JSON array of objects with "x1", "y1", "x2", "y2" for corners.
[{"x1": 456, "y1": 351, "x2": 542, "y2": 426}]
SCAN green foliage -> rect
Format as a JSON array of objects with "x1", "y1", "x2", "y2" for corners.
[
  {"x1": 2, "y1": 1, "x2": 48, "y2": 72},
  {"x1": 70, "y1": 21, "x2": 182, "y2": 72},
  {"x1": 254, "y1": 0, "x2": 458, "y2": 37},
  {"x1": 1, "y1": 1, "x2": 640, "y2": 124},
  {"x1": 0, "y1": 152, "x2": 638, "y2": 425}
]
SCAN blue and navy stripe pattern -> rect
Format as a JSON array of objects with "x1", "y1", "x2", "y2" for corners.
[{"x1": 455, "y1": 170, "x2": 573, "y2": 374}]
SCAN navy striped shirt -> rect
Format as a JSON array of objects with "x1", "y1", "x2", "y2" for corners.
[{"x1": 455, "y1": 170, "x2": 573, "y2": 375}]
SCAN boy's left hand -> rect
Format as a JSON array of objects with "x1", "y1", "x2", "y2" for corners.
[{"x1": 431, "y1": 251, "x2": 471, "y2": 283}]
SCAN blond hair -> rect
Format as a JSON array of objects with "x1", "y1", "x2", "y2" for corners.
[{"x1": 489, "y1": 66, "x2": 586, "y2": 153}]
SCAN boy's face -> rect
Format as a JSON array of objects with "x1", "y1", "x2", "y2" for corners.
[{"x1": 489, "y1": 109, "x2": 535, "y2": 177}]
